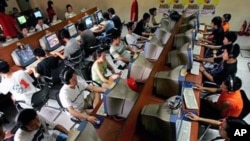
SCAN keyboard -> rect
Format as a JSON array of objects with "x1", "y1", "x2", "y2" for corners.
[
  {"x1": 51, "y1": 45, "x2": 65, "y2": 53},
  {"x1": 183, "y1": 87, "x2": 198, "y2": 109},
  {"x1": 121, "y1": 69, "x2": 128, "y2": 79},
  {"x1": 26, "y1": 59, "x2": 41, "y2": 70},
  {"x1": 96, "y1": 102, "x2": 107, "y2": 116},
  {"x1": 177, "y1": 120, "x2": 191, "y2": 141},
  {"x1": 75, "y1": 35, "x2": 81, "y2": 41},
  {"x1": 190, "y1": 61, "x2": 200, "y2": 75},
  {"x1": 199, "y1": 24, "x2": 205, "y2": 31},
  {"x1": 193, "y1": 45, "x2": 201, "y2": 55}
]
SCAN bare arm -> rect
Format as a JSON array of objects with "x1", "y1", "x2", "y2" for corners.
[
  {"x1": 67, "y1": 106, "x2": 97, "y2": 124},
  {"x1": 195, "y1": 55, "x2": 215, "y2": 63},
  {"x1": 186, "y1": 113, "x2": 221, "y2": 126},
  {"x1": 86, "y1": 84, "x2": 106, "y2": 93},
  {"x1": 50, "y1": 52, "x2": 66, "y2": 60},
  {"x1": 54, "y1": 124, "x2": 70, "y2": 135},
  {"x1": 195, "y1": 83, "x2": 221, "y2": 93},
  {"x1": 200, "y1": 66, "x2": 214, "y2": 82},
  {"x1": 201, "y1": 43, "x2": 222, "y2": 49}
]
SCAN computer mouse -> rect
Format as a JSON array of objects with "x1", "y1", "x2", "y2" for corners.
[{"x1": 183, "y1": 111, "x2": 197, "y2": 121}]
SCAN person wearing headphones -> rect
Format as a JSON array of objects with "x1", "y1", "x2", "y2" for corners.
[
  {"x1": 14, "y1": 108, "x2": 69, "y2": 141},
  {"x1": 199, "y1": 43, "x2": 240, "y2": 85},
  {"x1": 0, "y1": 60, "x2": 38, "y2": 108},
  {"x1": 91, "y1": 47, "x2": 120, "y2": 88},
  {"x1": 133, "y1": 13, "x2": 154, "y2": 37},
  {"x1": 195, "y1": 75, "x2": 243, "y2": 120},
  {"x1": 59, "y1": 67, "x2": 106, "y2": 124},
  {"x1": 186, "y1": 113, "x2": 249, "y2": 141}
]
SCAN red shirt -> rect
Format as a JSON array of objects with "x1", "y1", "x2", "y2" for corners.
[
  {"x1": 0, "y1": 13, "x2": 18, "y2": 37},
  {"x1": 47, "y1": 7, "x2": 56, "y2": 22}
]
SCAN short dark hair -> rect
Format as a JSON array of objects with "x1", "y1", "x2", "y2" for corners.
[
  {"x1": 225, "y1": 117, "x2": 248, "y2": 139},
  {"x1": 0, "y1": 60, "x2": 10, "y2": 73},
  {"x1": 103, "y1": 12, "x2": 110, "y2": 20},
  {"x1": 66, "y1": 4, "x2": 72, "y2": 10},
  {"x1": 143, "y1": 13, "x2": 151, "y2": 21},
  {"x1": 224, "y1": 32, "x2": 237, "y2": 43},
  {"x1": 47, "y1": 1, "x2": 53, "y2": 8},
  {"x1": 107, "y1": 8, "x2": 115, "y2": 15},
  {"x1": 60, "y1": 67, "x2": 75, "y2": 84},
  {"x1": 93, "y1": 46, "x2": 109, "y2": 60},
  {"x1": 223, "y1": 13, "x2": 231, "y2": 22},
  {"x1": 226, "y1": 43, "x2": 240, "y2": 58},
  {"x1": 37, "y1": 17, "x2": 43, "y2": 22},
  {"x1": 60, "y1": 29, "x2": 70, "y2": 39},
  {"x1": 77, "y1": 23, "x2": 85, "y2": 31},
  {"x1": 16, "y1": 109, "x2": 37, "y2": 127},
  {"x1": 149, "y1": 8, "x2": 157, "y2": 15},
  {"x1": 126, "y1": 22, "x2": 134, "y2": 30},
  {"x1": 110, "y1": 28, "x2": 121, "y2": 41},
  {"x1": 33, "y1": 48, "x2": 46, "y2": 57},
  {"x1": 224, "y1": 75, "x2": 242, "y2": 92},
  {"x1": 211, "y1": 16, "x2": 222, "y2": 27}
]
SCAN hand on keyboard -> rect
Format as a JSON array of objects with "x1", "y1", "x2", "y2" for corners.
[
  {"x1": 193, "y1": 84, "x2": 202, "y2": 90},
  {"x1": 185, "y1": 112, "x2": 199, "y2": 121},
  {"x1": 194, "y1": 55, "x2": 201, "y2": 61}
]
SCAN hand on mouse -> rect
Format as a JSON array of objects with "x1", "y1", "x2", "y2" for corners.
[{"x1": 185, "y1": 112, "x2": 199, "y2": 121}]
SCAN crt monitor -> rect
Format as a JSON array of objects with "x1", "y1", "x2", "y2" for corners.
[
  {"x1": 65, "y1": 24, "x2": 78, "y2": 38},
  {"x1": 82, "y1": 15, "x2": 94, "y2": 29},
  {"x1": 168, "y1": 42, "x2": 194, "y2": 70},
  {"x1": 11, "y1": 44, "x2": 36, "y2": 67},
  {"x1": 102, "y1": 78, "x2": 138, "y2": 118},
  {"x1": 16, "y1": 15, "x2": 27, "y2": 26},
  {"x1": 140, "y1": 95, "x2": 184, "y2": 141},
  {"x1": 34, "y1": 10, "x2": 42, "y2": 18},
  {"x1": 174, "y1": 29, "x2": 196, "y2": 49},
  {"x1": 41, "y1": 32, "x2": 61, "y2": 51},
  {"x1": 153, "y1": 65, "x2": 186, "y2": 99},
  {"x1": 95, "y1": 10, "x2": 104, "y2": 24}
]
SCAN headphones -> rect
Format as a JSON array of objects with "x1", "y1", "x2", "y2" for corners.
[
  {"x1": 228, "y1": 44, "x2": 235, "y2": 58},
  {"x1": 60, "y1": 67, "x2": 75, "y2": 84},
  {"x1": 225, "y1": 75, "x2": 234, "y2": 92}
]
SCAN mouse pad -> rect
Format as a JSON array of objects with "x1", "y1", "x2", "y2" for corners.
[
  {"x1": 93, "y1": 116, "x2": 104, "y2": 129},
  {"x1": 183, "y1": 110, "x2": 197, "y2": 121}
]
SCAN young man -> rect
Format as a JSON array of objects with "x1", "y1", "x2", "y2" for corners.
[
  {"x1": 35, "y1": 17, "x2": 49, "y2": 31},
  {"x1": 59, "y1": 67, "x2": 106, "y2": 124},
  {"x1": 125, "y1": 22, "x2": 148, "y2": 46},
  {"x1": 133, "y1": 13, "x2": 154, "y2": 37},
  {"x1": 0, "y1": 60, "x2": 38, "y2": 108},
  {"x1": 107, "y1": 8, "x2": 122, "y2": 30},
  {"x1": 195, "y1": 75, "x2": 243, "y2": 119},
  {"x1": 14, "y1": 108, "x2": 69, "y2": 141}
]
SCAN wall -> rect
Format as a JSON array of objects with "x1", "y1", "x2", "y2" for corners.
[
  {"x1": 4, "y1": 0, "x2": 20, "y2": 14},
  {"x1": 29, "y1": 0, "x2": 250, "y2": 31}
]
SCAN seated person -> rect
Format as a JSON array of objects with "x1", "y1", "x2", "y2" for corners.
[
  {"x1": 50, "y1": 14, "x2": 62, "y2": 26},
  {"x1": 110, "y1": 29, "x2": 141, "y2": 63},
  {"x1": 59, "y1": 67, "x2": 106, "y2": 124},
  {"x1": 65, "y1": 4, "x2": 76, "y2": 19},
  {"x1": 0, "y1": 60, "x2": 38, "y2": 108},
  {"x1": 222, "y1": 13, "x2": 231, "y2": 32},
  {"x1": 200, "y1": 16, "x2": 224, "y2": 46},
  {"x1": 0, "y1": 120, "x2": 15, "y2": 141},
  {"x1": 92, "y1": 12, "x2": 114, "y2": 36},
  {"x1": 133, "y1": 13, "x2": 154, "y2": 37},
  {"x1": 195, "y1": 75, "x2": 243, "y2": 119},
  {"x1": 14, "y1": 108, "x2": 69, "y2": 141},
  {"x1": 126, "y1": 22, "x2": 148, "y2": 46},
  {"x1": 35, "y1": 17, "x2": 49, "y2": 31},
  {"x1": 149, "y1": 7, "x2": 160, "y2": 26},
  {"x1": 91, "y1": 47, "x2": 120, "y2": 88},
  {"x1": 17, "y1": 27, "x2": 29, "y2": 39},
  {"x1": 77, "y1": 23, "x2": 100, "y2": 56},
  {"x1": 199, "y1": 44, "x2": 240, "y2": 85},
  {"x1": 186, "y1": 112, "x2": 249, "y2": 141},
  {"x1": 51, "y1": 29, "x2": 81, "y2": 61},
  {"x1": 28, "y1": 48, "x2": 64, "y2": 81},
  {"x1": 107, "y1": 8, "x2": 122, "y2": 30}
]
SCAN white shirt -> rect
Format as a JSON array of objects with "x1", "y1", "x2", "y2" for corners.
[
  {"x1": 65, "y1": 12, "x2": 77, "y2": 19},
  {"x1": 0, "y1": 70, "x2": 39, "y2": 106},
  {"x1": 14, "y1": 115, "x2": 57, "y2": 141},
  {"x1": 35, "y1": 24, "x2": 49, "y2": 31},
  {"x1": 110, "y1": 42, "x2": 131, "y2": 59},
  {"x1": 126, "y1": 33, "x2": 141, "y2": 45},
  {"x1": 59, "y1": 76, "x2": 88, "y2": 111}
]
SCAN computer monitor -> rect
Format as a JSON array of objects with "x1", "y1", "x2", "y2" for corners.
[
  {"x1": 153, "y1": 65, "x2": 187, "y2": 98},
  {"x1": 34, "y1": 10, "x2": 42, "y2": 18},
  {"x1": 41, "y1": 32, "x2": 61, "y2": 51},
  {"x1": 103, "y1": 78, "x2": 138, "y2": 118},
  {"x1": 11, "y1": 44, "x2": 36, "y2": 67},
  {"x1": 140, "y1": 95, "x2": 184, "y2": 141},
  {"x1": 82, "y1": 15, "x2": 93, "y2": 29},
  {"x1": 128, "y1": 54, "x2": 153, "y2": 83},
  {"x1": 174, "y1": 29, "x2": 196, "y2": 49},
  {"x1": 183, "y1": 12, "x2": 198, "y2": 23},
  {"x1": 16, "y1": 15, "x2": 27, "y2": 26},
  {"x1": 168, "y1": 42, "x2": 193, "y2": 70},
  {"x1": 154, "y1": 28, "x2": 171, "y2": 45},
  {"x1": 65, "y1": 24, "x2": 78, "y2": 38},
  {"x1": 95, "y1": 10, "x2": 103, "y2": 24}
]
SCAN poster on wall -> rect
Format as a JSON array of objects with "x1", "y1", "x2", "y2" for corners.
[{"x1": 158, "y1": 0, "x2": 220, "y2": 17}]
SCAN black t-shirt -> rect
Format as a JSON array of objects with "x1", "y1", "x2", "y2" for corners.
[
  {"x1": 212, "y1": 26, "x2": 224, "y2": 45},
  {"x1": 213, "y1": 60, "x2": 237, "y2": 85},
  {"x1": 36, "y1": 56, "x2": 60, "y2": 77},
  {"x1": 111, "y1": 15, "x2": 122, "y2": 30},
  {"x1": 133, "y1": 19, "x2": 146, "y2": 36}
]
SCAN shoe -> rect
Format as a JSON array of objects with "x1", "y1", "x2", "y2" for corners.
[
  {"x1": 245, "y1": 22, "x2": 250, "y2": 36},
  {"x1": 238, "y1": 20, "x2": 247, "y2": 36}
]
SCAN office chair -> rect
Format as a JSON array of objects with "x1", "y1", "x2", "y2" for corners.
[
  {"x1": 65, "y1": 50, "x2": 85, "y2": 78},
  {"x1": 15, "y1": 82, "x2": 50, "y2": 111},
  {"x1": 198, "y1": 89, "x2": 250, "y2": 141}
]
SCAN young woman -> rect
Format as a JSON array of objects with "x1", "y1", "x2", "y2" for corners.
[
  {"x1": 91, "y1": 47, "x2": 120, "y2": 88},
  {"x1": 46, "y1": 1, "x2": 56, "y2": 22},
  {"x1": 64, "y1": 4, "x2": 76, "y2": 19}
]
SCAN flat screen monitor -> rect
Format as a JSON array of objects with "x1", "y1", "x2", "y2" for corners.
[
  {"x1": 82, "y1": 15, "x2": 93, "y2": 29},
  {"x1": 43, "y1": 33, "x2": 61, "y2": 51},
  {"x1": 34, "y1": 10, "x2": 42, "y2": 18},
  {"x1": 95, "y1": 10, "x2": 103, "y2": 24},
  {"x1": 65, "y1": 24, "x2": 78, "y2": 38},
  {"x1": 153, "y1": 65, "x2": 186, "y2": 98},
  {"x1": 103, "y1": 78, "x2": 138, "y2": 118},
  {"x1": 168, "y1": 42, "x2": 193, "y2": 70},
  {"x1": 17, "y1": 15, "x2": 27, "y2": 25},
  {"x1": 140, "y1": 95, "x2": 184, "y2": 141},
  {"x1": 11, "y1": 44, "x2": 36, "y2": 67}
]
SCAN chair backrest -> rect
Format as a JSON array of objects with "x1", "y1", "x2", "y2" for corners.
[
  {"x1": 31, "y1": 83, "x2": 49, "y2": 111},
  {"x1": 239, "y1": 89, "x2": 250, "y2": 118}
]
